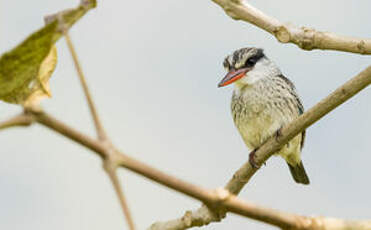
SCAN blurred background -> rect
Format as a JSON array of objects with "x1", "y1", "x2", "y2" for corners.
[{"x1": 0, "y1": 0, "x2": 370, "y2": 229}]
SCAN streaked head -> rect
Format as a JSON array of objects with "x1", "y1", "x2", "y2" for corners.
[{"x1": 218, "y1": 47, "x2": 280, "y2": 87}]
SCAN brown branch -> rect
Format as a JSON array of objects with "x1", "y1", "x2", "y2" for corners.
[
  {"x1": 64, "y1": 32, "x2": 108, "y2": 141},
  {"x1": 0, "y1": 113, "x2": 33, "y2": 130},
  {"x1": 148, "y1": 65, "x2": 371, "y2": 229},
  {"x1": 104, "y1": 158, "x2": 136, "y2": 230},
  {"x1": 224, "y1": 194, "x2": 371, "y2": 230},
  {"x1": 150, "y1": 188, "x2": 371, "y2": 230},
  {"x1": 63, "y1": 32, "x2": 137, "y2": 229},
  {"x1": 2, "y1": 106, "x2": 371, "y2": 230},
  {"x1": 1, "y1": 1, "x2": 369, "y2": 229},
  {"x1": 34, "y1": 110, "x2": 137, "y2": 229},
  {"x1": 30, "y1": 110, "x2": 217, "y2": 204},
  {"x1": 34, "y1": 111, "x2": 106, "y2": 157},
  {"x1": 19, "y1": 64, "x2": 370, "y2": 230},
  {"x1": 211, "y1": 0, "x2": 371, "y2": 54}
]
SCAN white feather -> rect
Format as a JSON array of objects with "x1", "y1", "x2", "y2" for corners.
[{"x1": 236, "y1": 57, "x2": 281, "y2": 86}]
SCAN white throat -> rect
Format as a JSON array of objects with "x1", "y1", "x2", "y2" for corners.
[{"x1": 235, "y1": 57, "x2": 281, "y2": 88}]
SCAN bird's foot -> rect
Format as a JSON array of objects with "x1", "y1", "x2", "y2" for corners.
[{"x1": 249, "y1": 149, "x2": 260, "y2": 169}]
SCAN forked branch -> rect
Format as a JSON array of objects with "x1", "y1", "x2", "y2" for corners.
[
  {"x1": 64, "y1": 32, "x2": 135, "y2": 230},
  {"x1": 1, "y1": 1, "x2": 370, "y2": 229},
  {"x1": 3, "y1": 63, "x2": 367, "y2": 230}
]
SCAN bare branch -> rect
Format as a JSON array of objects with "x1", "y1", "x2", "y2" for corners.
[
  {"x1": 25, "y1": 63, "x2": 370, "y2": 230},
  {"x1": 2, "y1": 1, "x2": 370, "y2": 229},
  {"x1": 34, "y1": 110, "x2": 106, "y2": 158},
  {"x1": 149, "y1": 188, "x2": 371, "y2": 230},
  {"x1": 148, "y1": 65, "x2": 371, "y2": 229},
  {"x1": 29, "y1": 110, "x2": 214, "y2": 204},
  {"x1": 34, "y1": 110, "x2": 136, "y2": 229},
  {"x1": 3, "y1": 104, "x2": 370, "y2": 230},
  {"x1": 0, "y1": 113, "x2": 33, "y2": 130},
  {"x1": 64, "y1": 32, "x2": 108, "y2": 140},
  {"x1": 104, "y1": 157, "x2": 136, "y2": 230},
  {"x1": 211, "y1": 0, "x2": 371, "y2": 54},
  {"x1": 223, "y1": 194, "x2": 371, "y2": 230},
  {"x1": 63, "y1": 30, "x2": 137, "y2": 228}
]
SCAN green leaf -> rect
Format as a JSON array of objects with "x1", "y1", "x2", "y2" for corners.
[
  {"x1": 0, "y1": 0, "x2": 96, "y2": 105},
  {"x1": 23, "y1": 45, "x2": 57, "y2": 107}
]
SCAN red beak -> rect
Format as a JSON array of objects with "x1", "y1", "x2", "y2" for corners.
[{"x1": 218, "y1": 67, "x2": 251, "y2": 87}]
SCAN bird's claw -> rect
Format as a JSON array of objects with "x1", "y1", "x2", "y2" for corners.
[{"x1": 249, "y1": 149, "x2": 260, "y2": 169}]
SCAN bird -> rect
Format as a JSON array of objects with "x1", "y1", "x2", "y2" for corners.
[{"x1": 217, "y1": 47, "x2": 310, "y2": 185}]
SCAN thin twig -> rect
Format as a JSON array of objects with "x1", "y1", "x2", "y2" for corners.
[
  {"x1": 64, "y1": 32, "x2": 108, "y2": 140},
  {"x1": 148, "y1": 65, "x2": 371, "y2": 229},
  {"x1": 104, "y1": 159, "x2": 136, "y2": 230},
  {"x1": 64, "y1": 33, "x2": 136, "y2": 228},
  {"x1": 0, "y1": 113, "x2": 33, "y2": 130},
  {"x1": 211, "y1": 0, "x2": 371, "y2": 54}
]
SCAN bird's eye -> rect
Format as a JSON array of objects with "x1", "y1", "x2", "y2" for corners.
[{"x1": 245, "y1": 57, "x2": 257, "y2": 67}]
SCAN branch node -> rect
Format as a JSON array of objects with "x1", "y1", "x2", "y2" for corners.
[
  {"x1": 357, "y1": 40, "x2": 366, "y2": 54},
  {"x1": 298, "y1": 27, "x2": 316, "y2": 50},
  {"x1": 275, "y1": 26, "x2": 291, "y2": 43},
  {"x1": 303, "y1": 216, "x2": 321, "y2": 230},
  {"x1": 214, "y1": 188, "x2": 231, "y2": 202},
  {"x1": 24, "y1": 104, "x2": 43, "y2": 114},
  {"x1": 181, "y1": 211, "x2": 193, "y2": 227}
]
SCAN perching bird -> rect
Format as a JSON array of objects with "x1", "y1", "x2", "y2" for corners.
[{"x1": 218, "y1": 47, "x2": 309, "y2": 185}]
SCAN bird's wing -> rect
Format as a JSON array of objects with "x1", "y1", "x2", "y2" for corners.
[
  {"x1": 296, "y1": 96, "x2": 306, "y2": 150},
  {"x1": 277, "y1": 74, "x2": 306, "y2": 150}
]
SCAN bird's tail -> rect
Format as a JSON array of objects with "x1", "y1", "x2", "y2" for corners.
[{"x1": 287, "y1": 161, "x2": 310, "y2": 185}]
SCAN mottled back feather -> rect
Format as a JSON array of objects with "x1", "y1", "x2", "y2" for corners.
[{"x1": 277, "y1": 74, "x2": 306, "y2": 150}]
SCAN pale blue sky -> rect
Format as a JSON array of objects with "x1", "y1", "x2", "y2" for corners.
[{"x1": 1, "y1": 1, "x2": 370, "y2": 229}]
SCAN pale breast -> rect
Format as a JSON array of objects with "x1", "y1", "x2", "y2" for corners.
[
  {"x1": 232, "y1": 89, "x2": 271, "y2": 150},
  {"x1": 231, "y1": 80, "x2": 297, "y2": 151}
]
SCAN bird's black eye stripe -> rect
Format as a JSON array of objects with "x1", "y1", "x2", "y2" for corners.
[{"x1": 245, "y1": 48, "x2": 264, "y2": 67}]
